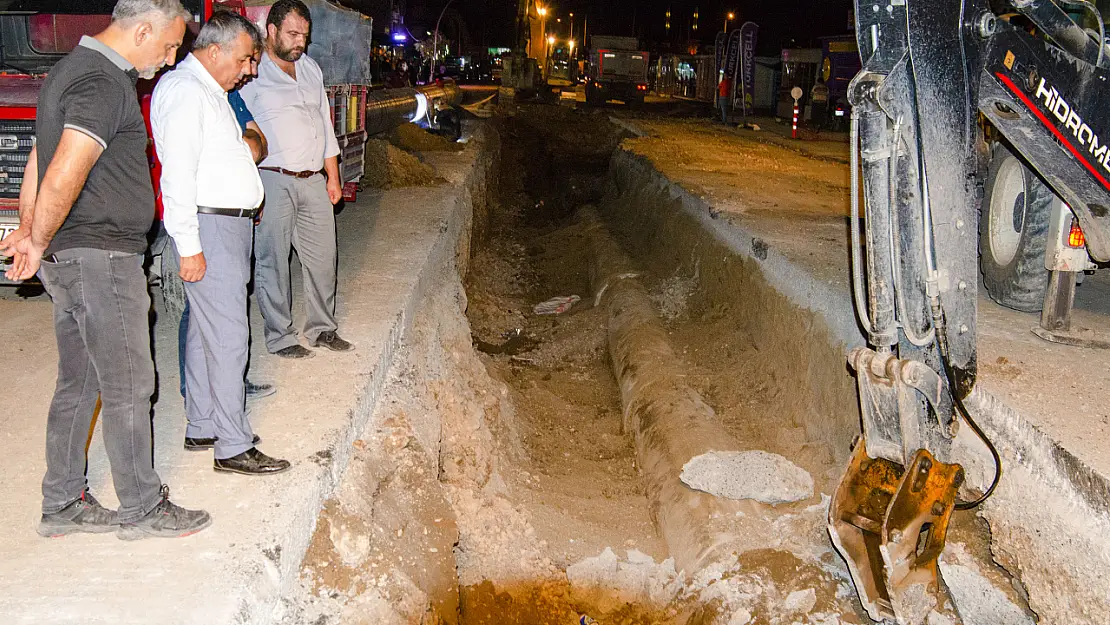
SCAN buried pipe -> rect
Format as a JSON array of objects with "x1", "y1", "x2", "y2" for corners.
[{"x1": 580, "y1": 207, "x2": 747, "y2": 573}]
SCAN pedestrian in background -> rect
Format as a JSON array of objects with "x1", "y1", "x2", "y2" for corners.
[
  {"x1": 152, "y1": 11, "x2": 291, "y2": 476},
  {"x1": 718, "y1": 73, "x2": 732, "y2": 124},
  {"x1": 240, "y1": 0, "x2": 355, "y2": 359},
  {"x1": 0, "y1": 0, "x2": 211, "y2": 540}
]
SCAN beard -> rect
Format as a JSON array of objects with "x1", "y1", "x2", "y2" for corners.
[{"x1": 274, "y1": 42, "x2": 305, "y2": 62}]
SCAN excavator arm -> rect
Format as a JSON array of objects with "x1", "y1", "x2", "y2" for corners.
[{"x1": 829, "y1": 0, "x2": 1110, "y2": 622}]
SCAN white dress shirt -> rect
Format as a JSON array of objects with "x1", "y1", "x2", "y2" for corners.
[
  {"x1": 151, "y1": 54, "x2": 264, "y2": 257},
  {"x1": 238, "y1": 52, "x2": 340, "y2": 172}
]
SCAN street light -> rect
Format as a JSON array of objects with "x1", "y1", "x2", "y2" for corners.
[
  {"x1": 724, "y1": 11, "x2": 734, "y2": 33},
  {"x1": 429, "y1": 0, "x2": 456, "y2": 83}
]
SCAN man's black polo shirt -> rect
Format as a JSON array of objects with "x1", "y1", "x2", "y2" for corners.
[{"x1": 36, "y1": 36, "x2": 154, "y2": 256}]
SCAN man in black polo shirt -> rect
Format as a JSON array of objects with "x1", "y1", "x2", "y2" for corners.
[{"x1": 0, "y1": 0, "x2": 211, "y2": 540}]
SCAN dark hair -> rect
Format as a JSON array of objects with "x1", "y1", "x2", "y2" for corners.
[{"x1": 266, "y1": 0, "x2": 311, "y2": 32}]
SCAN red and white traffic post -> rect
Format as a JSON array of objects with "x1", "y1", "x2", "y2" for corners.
[{"x1": 790, "y1": 86, "x2": 803, "y2": 139}]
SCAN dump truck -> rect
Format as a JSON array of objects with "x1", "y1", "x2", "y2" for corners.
[{"x1": 584, "y1": 35, "x2": 649, "y2": 106}]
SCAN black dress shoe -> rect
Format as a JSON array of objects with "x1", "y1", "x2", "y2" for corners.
[
  {"x1": 310, "y1": 330, "x2": 354, "y2": 352},
  {"x1": 274, "y1": 344, "x2": 314, "y2": 359},
  {"x1": 184, "y1": 434, "x2": 261, "y2": 451},
  {"x1": 213, "y1": 447, "x2": 291, "y2": 475}
]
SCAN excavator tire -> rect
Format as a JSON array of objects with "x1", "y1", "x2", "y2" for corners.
[{"x1": 980, "y1": 143, "x2": 1051, "y2": 312}]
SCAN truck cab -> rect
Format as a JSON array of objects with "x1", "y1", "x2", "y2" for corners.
[
  {"x1": 0, "y1": 0, "x2": 243, "y2": 283},
  {"x1": 584, "y1": 35, "x2": 649, "y2": 106}
]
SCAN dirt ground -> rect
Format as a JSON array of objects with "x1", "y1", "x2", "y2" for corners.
[{"x1": 622, "y1": 118, "x2": 851, "y2": 219}]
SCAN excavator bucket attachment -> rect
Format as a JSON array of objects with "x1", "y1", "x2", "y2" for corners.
[{"x1": 828, "y1": 441, "x2": 964, "y2": 624}]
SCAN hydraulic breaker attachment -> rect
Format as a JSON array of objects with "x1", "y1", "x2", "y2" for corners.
[
  {"x1": 830, "y1": 347, "x2": 964, "y2": 624},
  {"x1": 829, "y1": 441, "x2": 963, "y2": 624}
]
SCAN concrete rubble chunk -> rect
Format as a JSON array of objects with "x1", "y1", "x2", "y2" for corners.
[
  {"x1": 727, "y1": 607, "x2": 753, "y2": 625},
  {"x1": 939, "y1": 544, "x2": 1036, "y2": 625},
  {"x1": 783, "y1": 587, "x2": 817, "y2": 614},
  {"x1": 566, "y1": 547, "x2": 684, "y2": 615},
  {"x1": 680, "y1": 450, "x2": 814, "y2": 505}
]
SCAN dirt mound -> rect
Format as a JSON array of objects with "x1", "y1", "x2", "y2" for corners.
[
  {"x1": 363, "y1": 138, "x2": 444, "y2": 189},
  {"x1": 389, "y1": 122, "x2": 464, "y2": 152}
]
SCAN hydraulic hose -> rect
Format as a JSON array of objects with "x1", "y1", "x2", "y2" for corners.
[
  {"x1": 934, "y1": 320, "x2": 1003, "y2": 510},
  {"x1": 849, "y1": 109, "x2": 878, "y2": 340},
  {"x1": 887, "y1": 118, "x2": 936, "y2": 347},
  {"x1": 1061, "y1": 0, "x2": 1106, "y2": 68}
]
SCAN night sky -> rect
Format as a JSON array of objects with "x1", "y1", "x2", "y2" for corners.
[{"x1": 381, "y1": 0, "x2": 856, "y2": 56}]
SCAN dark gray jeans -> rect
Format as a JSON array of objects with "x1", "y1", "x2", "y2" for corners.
[{"x1": 39, "y1": 248, "x2": 162, "y2": 523}]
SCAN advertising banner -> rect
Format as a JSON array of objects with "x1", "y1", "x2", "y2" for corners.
[
  {"x1": 714, "y1": 31, "x2": 727, "y2": 75},
  {"x1": 737, "y1": 22, "x2": 759, "y2": 115},
  {"x1": 723, "y1": 29, "x2": 743, "y2": 83}
]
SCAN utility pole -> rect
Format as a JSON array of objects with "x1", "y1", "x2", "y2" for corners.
[{"x1": 512, "y1": 0, "x2": 529, "y2": 88}]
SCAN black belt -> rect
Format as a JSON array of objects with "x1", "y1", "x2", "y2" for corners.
[
  {"x1": 197, "y1": 206, "x2": 259, "y2": 218},
  {"x1": 259, "y1": 166, "x2": 323, "y2": 179}
]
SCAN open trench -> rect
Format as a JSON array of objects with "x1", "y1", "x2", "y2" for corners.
[{"x1": 280, "y1": 105, "x2": 1027, "y2": 625}]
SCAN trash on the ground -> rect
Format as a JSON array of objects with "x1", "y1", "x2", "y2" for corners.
[
  {"x1": 744, "y1": 123, "x2": 761, "y2": 131},
  {"x1": 579, "y1": 616, "x2": 599, "y2": 625},
  {"x1": 474, "y1": 328, "x2": 538, "y2": 355},
  {"x1": 534, "y1": 294, "x2": 581, "y2": 315}
]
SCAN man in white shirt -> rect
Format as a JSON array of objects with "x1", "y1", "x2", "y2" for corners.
[
  {"x1": 152, "y1": 11, "x2": 290, "y2": 476},
  {"x1": 239, "y1": 0, "x2": 353, "y2": 359}
]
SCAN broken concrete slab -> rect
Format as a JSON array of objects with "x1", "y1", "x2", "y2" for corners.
[{"x1": 680, "y1": 450, "x2": 814, "y2": 505}]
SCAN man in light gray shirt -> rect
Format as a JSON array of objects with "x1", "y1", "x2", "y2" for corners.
[{"x1": 239, "y1": 0, "x2": 353, "y2": 359}]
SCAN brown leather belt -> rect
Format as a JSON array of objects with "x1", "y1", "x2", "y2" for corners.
[
  {"x1": 197, "y1": 206, "x2": 259, "y2": 219},
  {"x1": 259, "y1": 166, "x2": 323, "y2": 179}
]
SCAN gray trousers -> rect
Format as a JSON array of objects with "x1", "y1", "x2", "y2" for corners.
[
  {"x1": 39, "y1": 248, "x2": 162, "y2": 523},
  {"x1": 255, "y1": 170, "x2": 338, "y2": 352},
  {"x1": 174, "y1": 214, "x2": 255, "y2": 460}
]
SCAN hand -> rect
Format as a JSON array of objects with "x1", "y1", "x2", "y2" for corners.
[
  {"x1": 0, "y1": 224, "x2": 29, "y2": 257},
  {"x1": 179, "y1": 252, "x2": 206, "y2": 282},
  {"x1": 2, "y1": 231, "x2": 44, "y2": 282},
  {"x1": 326, "y1": 177, "x2": 343, "y2": 205}
]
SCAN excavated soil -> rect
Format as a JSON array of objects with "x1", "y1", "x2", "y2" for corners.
[{"x1": 363, "y1": 138, "x2": 444, "y2": 189}]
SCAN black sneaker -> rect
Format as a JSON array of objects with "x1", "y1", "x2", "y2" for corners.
[
  {"x1": 214, "y1": 448, "x2": 292, "y2": 476},
  {"x1": 245, "y1": 380, "x2": 276, "y2": 400},
  {"x1": 37, "y1": 490, "x2": 118, "y2": 537},
  {"x1": 310, "y1": 330, "x2": 354, "y2": 352},
  {"x1": 274, "y1": 344, "x2": 314, "y2": 359},
  {"x1": 117, "y1": 485, "x2": 212, "y2": 541}
]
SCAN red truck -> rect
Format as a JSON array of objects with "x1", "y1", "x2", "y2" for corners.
[{"x1": 0, "y1": 0, "x2": 245, "y2": 284}]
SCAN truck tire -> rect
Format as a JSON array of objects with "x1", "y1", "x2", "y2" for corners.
[
  {"x1": 586, "y1": 83, "x2": 600, "y2": 105},
  {"x1": 980, "y1": 143, "x2": 1051, "y2": 312}
]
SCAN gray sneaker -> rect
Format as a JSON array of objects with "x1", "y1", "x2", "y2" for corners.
[
  {"x1": 37, "y1": 490, "x2": 119, "y2": 537},
  {"x1": 117, "y1": 485, "x2": 212, "y2": 541}
]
